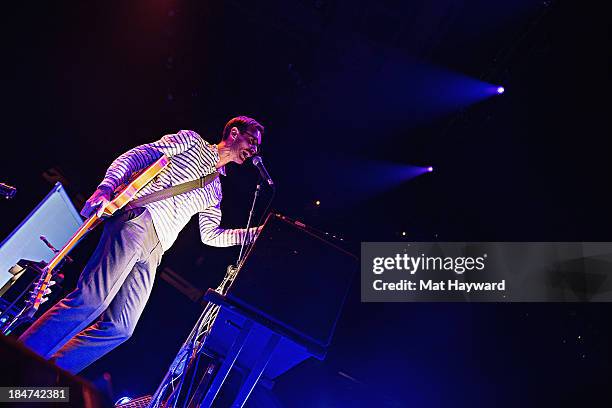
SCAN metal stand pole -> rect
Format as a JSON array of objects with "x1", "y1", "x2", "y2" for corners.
[
  {"x1": 237, "y1": 183, "x2": 261, "y2": 267},
  {"x1": 231, "y1": 333, "x2": 280, "y2": 408},
  {"x1": 199, "y1": 320, "x2": 254, "y2": 407}
]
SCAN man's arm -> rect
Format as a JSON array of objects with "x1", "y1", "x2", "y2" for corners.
[
  {"x1": 199, "y1": 203, "x2": 261, "y2": 247},
  {"x1": 98, "y1": 130, "x2": 200, "y2": 192},
  {"x1": 81, "y1": 130, "x2": 201, "y2": 217}
]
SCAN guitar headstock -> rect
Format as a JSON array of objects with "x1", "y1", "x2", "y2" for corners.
[{"x1": 24, "y1": 266, "x2": 54, "y2": 319}]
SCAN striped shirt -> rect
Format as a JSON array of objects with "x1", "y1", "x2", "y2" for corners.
[{"x1": 98, "y1": 130, "x2": 258, "y2": 251}]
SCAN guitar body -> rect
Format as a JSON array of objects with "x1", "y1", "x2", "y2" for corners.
[{"x1": 24, "y1": 155, "x2": 170, "y2": 319}]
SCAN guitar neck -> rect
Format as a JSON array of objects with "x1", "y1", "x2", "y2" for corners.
[
  {"x1": 46, "y1": 215, "x2": 101, "y2": 273},
  {"x1": 45, "y1": 155, "x2": 169, "y2": 273}
]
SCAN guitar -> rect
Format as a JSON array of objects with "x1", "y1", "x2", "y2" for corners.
[{"x1": 2, "y1": 155, "x2": 169, "y2": 333}]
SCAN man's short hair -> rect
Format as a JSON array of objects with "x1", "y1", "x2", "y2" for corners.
[{"x1": 222, "y1": 116, "x2": 264, "y2": 141}]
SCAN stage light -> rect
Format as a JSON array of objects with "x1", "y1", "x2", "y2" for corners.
[
  {"x1": 402, "y1": 231, "x2": 407, "y2": 236},
  {"x1": 496, "y1": 86, "x2": 505, "y2": 94},
  {"x1": 315, "y1": 200, "x2": 321, "y2": 206},
  {"x1": 427, "y1": 166, "x2": 433, "y2": 172}
]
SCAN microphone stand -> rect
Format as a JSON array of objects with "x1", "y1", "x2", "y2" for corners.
[
  {"x1": 218, "y1": 181, "x2": 262, "y2": 296},
  {"x1": 237, "y1": 182, "x2": 261, "y2": 266},
  {"x1": 148, "y1": 179, "x2": 267, "y2": 408}
]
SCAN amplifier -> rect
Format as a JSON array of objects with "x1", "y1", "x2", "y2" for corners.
[{"x1": 227, "y1": 213, "x2": 357, "y2": 348}]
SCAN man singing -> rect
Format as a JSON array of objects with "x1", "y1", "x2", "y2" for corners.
[{"x1": 19, "y1": 116, "x2": 264, "y2": 373}]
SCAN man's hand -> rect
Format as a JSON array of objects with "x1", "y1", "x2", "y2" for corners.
[
  {"x1": 249, "y1": 225, "x2": 264, "y2": 243},
  {"x1": 80, "y1": 187, "x2": 112, "y2": 218}
]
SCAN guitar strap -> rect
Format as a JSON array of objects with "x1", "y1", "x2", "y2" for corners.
[{"x1": 125, "y1": 171, "x2": 220, "y2": 209}]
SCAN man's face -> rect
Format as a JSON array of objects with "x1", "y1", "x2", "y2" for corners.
[{"x1": 231, "y1": 126, "x2": 261, "y2": 165}]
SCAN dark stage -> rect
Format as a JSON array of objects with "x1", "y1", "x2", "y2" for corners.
[{"x1": 1, "y1": 1, "x2": 610, "y2": 407}]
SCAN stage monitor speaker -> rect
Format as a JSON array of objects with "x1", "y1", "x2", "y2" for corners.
[{"x1": 0, "y1": 336, "x2": 113, "y2": 407}]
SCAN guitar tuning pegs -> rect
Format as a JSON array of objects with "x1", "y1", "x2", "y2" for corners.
[{"x1": 41, "y1": 297, "x2": 49, "y2": 304}]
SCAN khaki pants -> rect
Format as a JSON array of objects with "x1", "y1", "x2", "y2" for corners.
[{"x1": 19, "y1": 207, "x2": 162, "y2": 374}]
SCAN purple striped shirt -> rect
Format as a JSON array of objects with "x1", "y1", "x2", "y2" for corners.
[{"x1": 98, "y1": 130, "x2": 258, "y2": 251}]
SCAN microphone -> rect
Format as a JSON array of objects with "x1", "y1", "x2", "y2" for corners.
[
  {"x1": 0, "y1": 182, "x2": 17, "y2": 199},
  {"x1": 251, "y1": 156, "x2": 274, "y2": 187}
]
